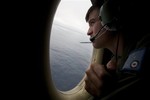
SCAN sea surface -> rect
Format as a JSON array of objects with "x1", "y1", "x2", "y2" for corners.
[{"x1": 50, "y1": 22, "x2": 93, "y2": 91}]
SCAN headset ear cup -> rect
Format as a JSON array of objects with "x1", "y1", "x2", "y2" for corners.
[{"x1": 100, "y1": 0, "x2": 119, "y2": 31}]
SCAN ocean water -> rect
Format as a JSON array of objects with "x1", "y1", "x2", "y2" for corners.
[{"x1": 50, "y1": 22, "x2": 93, "y2": 91}]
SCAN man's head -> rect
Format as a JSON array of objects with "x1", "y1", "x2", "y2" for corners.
[{"x1": 85, "y1": 4, "x2": 116, "y2": 49}]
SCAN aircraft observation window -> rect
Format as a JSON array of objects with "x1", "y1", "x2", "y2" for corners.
[{"x1": 50, "y1": 0, "x2": 92, "y2": 91}]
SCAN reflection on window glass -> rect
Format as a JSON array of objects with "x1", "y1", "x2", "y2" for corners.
[{"x1": 50, "y1": 0, "x2": 92, "y2": 91}]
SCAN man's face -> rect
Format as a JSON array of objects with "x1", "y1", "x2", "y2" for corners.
[{"x1": 87, "y1": 8, "x2": 111, "y2": 48}]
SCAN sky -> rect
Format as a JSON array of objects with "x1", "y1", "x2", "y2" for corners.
[{"x1": 54, "y1": 0, "x2": 92, "y2": 34}]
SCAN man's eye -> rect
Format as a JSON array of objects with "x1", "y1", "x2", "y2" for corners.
[{"x1": 89, "y1": 21, "x2": 95, "y2": 26}]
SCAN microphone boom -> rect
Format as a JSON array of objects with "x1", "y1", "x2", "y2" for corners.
[{"x1": 90, "y1": 24, "x2": 107, "y2": 42}]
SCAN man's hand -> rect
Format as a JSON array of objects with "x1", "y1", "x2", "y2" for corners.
[{"x1": 84, "y1": 58, "x2": 117, "y2": 97}]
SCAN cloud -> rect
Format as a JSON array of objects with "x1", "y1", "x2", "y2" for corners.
[{"x1": 54, "y1": 0, "x2": 92, "y2": 33}]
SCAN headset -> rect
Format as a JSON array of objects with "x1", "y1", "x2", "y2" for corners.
[
  {"x1": 90, "y1": 0, "x2": 120, "y2": 42},
  {"x1": 100, "y1": 0, "x2": 120, "y2": 31}
]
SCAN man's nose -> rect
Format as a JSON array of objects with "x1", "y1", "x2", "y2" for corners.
[{"x1": 87, "y1": 28, "x2": 93, "y2": 36}]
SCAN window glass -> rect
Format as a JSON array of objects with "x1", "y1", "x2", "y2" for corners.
[{"x1": 50, "y1": 0, "x2": 92, "y2": 91}]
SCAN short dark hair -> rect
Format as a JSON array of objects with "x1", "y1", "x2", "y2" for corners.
[
  {"x1": 85, "y1": 0, "x2": 104, "y2": 22},
  {"x1": 91, "y1": 0, "x2": 104, "y2": 7},
  {"x1": 85, "y1": 5, "x2": 99, "y2": 22}
]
